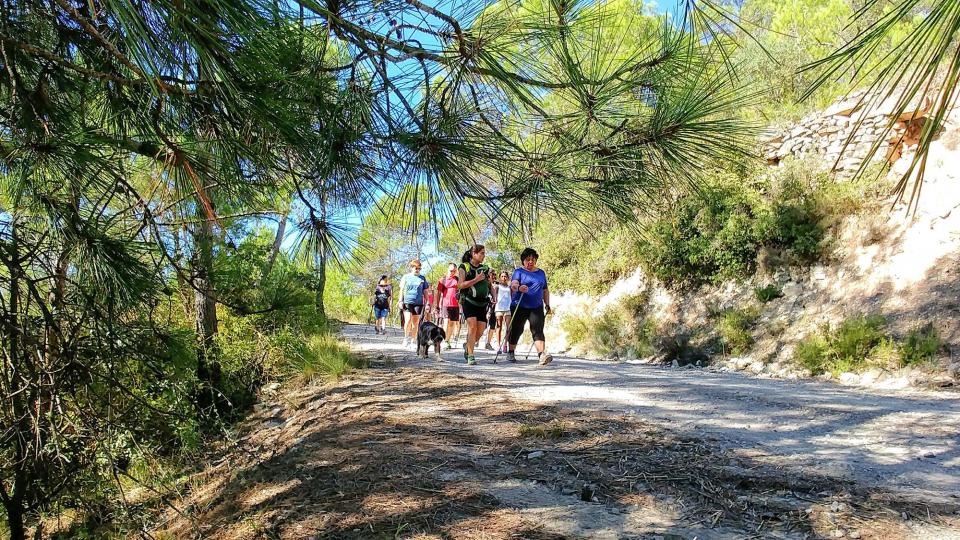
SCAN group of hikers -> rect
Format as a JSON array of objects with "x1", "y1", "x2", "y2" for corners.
[{"x1": 371, "y1": 245, "x2": 553, "y2": 366}]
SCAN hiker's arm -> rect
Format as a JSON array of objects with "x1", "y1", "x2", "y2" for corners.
[
  {"x1": 543, "y1": 287, "x2": 551, "y2": 313},
  {"x1": 457, "y1": 268, "x2": 483, "y2": 288}
]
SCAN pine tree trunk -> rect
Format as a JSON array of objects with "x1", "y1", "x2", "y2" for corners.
[
  {"x1": 3, "y1": 497, "x2": 26, "y2": 540},
  {"x1": 3, "y1": 218, "x2": 28, "y2": 540},
  {"x1": 192, "y1": 216, "x2": 219, "y2": 387},
  {"x1": 315, "y1": 252, "x2": 326, "y2": 322},
  {"x1": 263, "y1": 214, "x2": 287, "y2": 279}
]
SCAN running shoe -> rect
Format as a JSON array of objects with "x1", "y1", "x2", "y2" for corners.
[
  {"x1": 539, "y1": 353, "x2": 553, "y2": 366},
  {"x1": 466, "y1": 355, "x2": 476, "y2": 365},
  {"x1": 507, "y1": 351, "x2": 516, "y2": 363},
  {"x1": 484, "y1": 342, "x2": 495, "y2": 351}
]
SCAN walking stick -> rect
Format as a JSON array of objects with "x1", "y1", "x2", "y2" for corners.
[{"x1": 494, "y1": 292, "x2": 524, "y2": 364}]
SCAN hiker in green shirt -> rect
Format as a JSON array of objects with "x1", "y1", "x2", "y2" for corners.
[{"x1": 457, "y1": 244, "x2": 492, "y2": 366}]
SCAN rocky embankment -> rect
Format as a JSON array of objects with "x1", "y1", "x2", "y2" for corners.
[{"x1": 548, "y1": 92, "x2": 960, "y2": 390}]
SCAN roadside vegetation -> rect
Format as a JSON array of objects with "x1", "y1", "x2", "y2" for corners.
[{"x1": 794, "y1": 317, "x2": 944, "y2": 376}]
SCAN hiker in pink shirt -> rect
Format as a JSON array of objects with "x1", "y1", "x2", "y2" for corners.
[{"x1": 436, "y1": 263, "x2": 461, "y2": 350}]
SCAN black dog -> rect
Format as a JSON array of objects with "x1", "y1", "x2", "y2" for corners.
[{"x1": 417, "y1": 319, "x2": 446, "y2": 360}]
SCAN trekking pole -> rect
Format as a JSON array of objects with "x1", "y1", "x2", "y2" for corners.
[{"x1": 494, "y1": 292, "x2": 524, "y2": 364}]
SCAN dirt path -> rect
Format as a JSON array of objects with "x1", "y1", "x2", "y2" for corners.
[
  {"x1": 344, "y1": 324, "x2": 960, "y2": 504},
  {"x1": 157, "y1": 326, "x2": 960, "y2": 539}
]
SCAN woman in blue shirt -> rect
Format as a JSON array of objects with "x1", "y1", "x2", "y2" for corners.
[
  {"x1": 507, "y1": 247, "x2": 552, "y2": 365},
  {"x1": 397, "y1": 259, "x2": 428, "y2": 350}
]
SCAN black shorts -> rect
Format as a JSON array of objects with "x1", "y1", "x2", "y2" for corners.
[
  {"x1": 487, "y1": 305, "x2": 497, "y2": 329},
  {"x1": 508, "y1": 306, "x2": 545, "y2": 345},
  {"x1": 445, "y1": 306, "x2": 461, "y2": 320},
  {"x1": 461, "y1": 301, "x2": 487, "y2": 321},
  {"x1": 403, "y1": 304, "x2": 424, "y2": 315}
]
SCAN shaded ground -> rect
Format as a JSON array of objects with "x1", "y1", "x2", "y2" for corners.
[{"x1": 159, "y1": 354, "x2": 960, "y2": 539}]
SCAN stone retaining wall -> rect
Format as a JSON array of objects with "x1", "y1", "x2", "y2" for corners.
[{"x1": 762, "y1": 91, "x2": 933, "y2": 176}]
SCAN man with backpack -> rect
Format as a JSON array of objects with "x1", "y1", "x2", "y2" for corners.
[{"x1": 372, "y1": 276, "x2": 392, "y2": 335}]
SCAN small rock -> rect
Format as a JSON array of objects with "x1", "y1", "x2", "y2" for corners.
[
  {"x1": 527, "y1": 451, "x2": 544, "y2": 460},
  {"x1": 731, "y1": 357, "x2": 752, "y2": 371},
  {"x1": 948, "y1": 362, "x2": 960, "y2": 378},
  {"x1": 839, "y1": 372, "x2": 860, "y2": 385},
  {"x1": 265, "y1": 382, "x2": 281, "y2": 393},
  {"x1": 860, "y1": 368, "x2": 884, "y2": 385},
  {"x1": 832, "y1": 529, "x2": 845, "y2": 538},
  {"x1": 671, "y1": 359, "x2": 680, "y2": 368},
  {"x1": 932, "y1": 376, "x2": 955, "y2": 388},
  {"x1": 849, "y1": 532, "x2": 861, "y2": 539}
]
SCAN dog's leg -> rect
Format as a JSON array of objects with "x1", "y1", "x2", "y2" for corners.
[{"x1": 434, "y1": 341, "x2": 442, "y2": 361}]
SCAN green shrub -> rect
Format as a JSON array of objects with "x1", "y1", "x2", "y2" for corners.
[
  {"x1": 561, "y1": 294, "x2": 655, "y2": 358},
  {"x1": 832, "y1": 315, "x2": 887, "y2": 362},
  {"x1": 640, "y1": 180, "x2": 764, "y2": 288},
  {"x1": 754, "y1": 283, "x2": 784, "y2": 303},
  {"x1": 715, "y1": 306, "x2": 761, "y2": 355},
  {"x1": 287, "y1": 334, "x2": 367, "y2": 381},
  {"x1": 900, "y1": 324, "x2": 942, "y2": 366},
  {"x1": 794, "y1": 334, "x2": 829, "y2": 374},
  {"x1": 561, "y1": 315, "x2": 590, "y2": 345},
  {"x1": 793, "y1": 314, "x2": 890, "y2": 375},
  {"x1": 535, "y1": 213, "x2": 636, "y2": 295}
]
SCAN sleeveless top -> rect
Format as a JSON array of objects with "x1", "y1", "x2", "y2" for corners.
[{"x1": 495, "y1": 283, "x2": 511, "y2": 311}]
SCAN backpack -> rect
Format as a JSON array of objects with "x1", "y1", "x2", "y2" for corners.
[
  {"x1": 458, "y1": 262, "x2": 491, "y2": 306},
  {"x1": 373, "y1": 287, "x2": 390, "y2": 309}
]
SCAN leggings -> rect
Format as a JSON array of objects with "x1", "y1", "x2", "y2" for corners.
[{"x1": 508, "y1": 306, "x2": 545, "y2": 345}]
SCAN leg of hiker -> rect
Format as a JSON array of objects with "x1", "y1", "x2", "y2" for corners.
[
  {"x1": 462, "y1": 301, "x2": 486, "y2": 364},
  {"x1": 407, "y1": 305, "x2": 423, "y2": 349},
  {"x1": 527, "y1": 305, "x2": 551, "y2": 365},
  {"x1": 445, "y1": 306, "x2": 460, "y2": 348},
  {"x1": 483, "y1": 304, "x2": 496, "y2": 350},
  {"x1": 507, "y1": 307, "x2": 532, "y2": 362}
]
